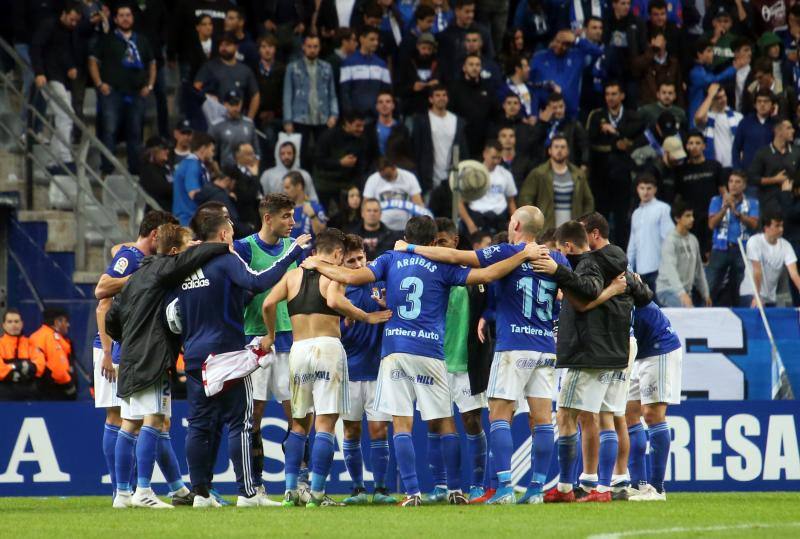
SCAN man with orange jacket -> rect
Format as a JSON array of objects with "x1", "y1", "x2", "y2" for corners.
[
  {"x1": 30, "y1": 307, "x2": 76, "y2": 400},
  {"x1": 0, "y1": 309, "x2": 45, "y2": 400}
]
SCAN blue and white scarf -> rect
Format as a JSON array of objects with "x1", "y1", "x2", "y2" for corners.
[
  {"x1": 702, "y1": 108, "x2": 740, "y2": 162},
  {"x1": 115, "y1": 29, "x2": 144, "y2": 70}
]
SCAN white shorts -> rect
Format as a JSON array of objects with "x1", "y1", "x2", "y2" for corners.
[
  {"x1": 375, "y1": 353, "x2": 452, "y2": 421},
  {"x1": 289, "y1": 337, "x2": 349, "y2": 418},
  {"x1": 628, "y1": 348, "x2": 683, "y2": 405},
  {"x1": 557, "y1": 368, "x2": 628, "y2": 414},
  {"x1": 486, "y1": 350, "x2": 556, "y2": 406},
  {"x1": 342, "y1": 380, "x2": 391, "y2": 422},
  {"x1": 251, "y1": 351, "x2": 291, "y2": 403},
  {"x1": 447, "y1": 371, "x2": 487, "y2": 413},
  {"x1": 93, "y1": 347, "x2": 120, "y2": 409},
  {"x1": 121, "y1": 374, "x2": 172, "y2": 420}
]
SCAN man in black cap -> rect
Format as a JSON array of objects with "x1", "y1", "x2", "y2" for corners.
[
  {"x1": 209, "y1": 90, "x2": 260, "y2": 171},
  {"x1": 171, "y1": 119, "x2": 194, "y2": 166},
  {"x1": 194, "y1": 32, "x2": 260, "y2": 120},
  {"x1": 140, "y1": 136, "x2": 174, "y2": 211}
]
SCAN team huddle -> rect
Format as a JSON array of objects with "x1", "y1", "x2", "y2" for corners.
[{"x1": 92, "y1": 194, "x2": 682, "y2": 508}]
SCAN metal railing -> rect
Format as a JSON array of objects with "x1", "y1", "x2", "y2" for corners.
[{"x1": 0, "y1": 37, "x2": 163, "y2": 271}]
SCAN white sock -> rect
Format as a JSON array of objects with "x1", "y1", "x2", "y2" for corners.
[{"x1": 557, "y1": 482, "x2": 573, "y2": 493}]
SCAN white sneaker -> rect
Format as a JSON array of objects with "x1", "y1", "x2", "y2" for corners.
[
  {"x1": 131, "y1": 487, "x2": 174, "y2": 509},
  {"x1": 193, "y1": 494, "x2": 222, "y2": 508},
  {"x1": 237, "y1": 492, "x2": 283, "y2": 507},
  {"x1": 628, "y1": 484, "x2": 667, "y2": 502},
  {"x1": 113, "y1": 491, "x2": 132, "y2": 509}
]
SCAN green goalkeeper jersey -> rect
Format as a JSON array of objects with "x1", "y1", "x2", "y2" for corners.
[{"x1": 444, "y1": 286, "x2": 469, "y2": 374}]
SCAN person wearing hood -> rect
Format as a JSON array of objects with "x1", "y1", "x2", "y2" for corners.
[{"x1": 259, "y1": 140, "x2": 318, "y2": 201}]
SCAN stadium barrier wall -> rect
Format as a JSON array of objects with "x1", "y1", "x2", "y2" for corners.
[{"x1": 0, "y1": 400, "x2": 798, "y2": 496}]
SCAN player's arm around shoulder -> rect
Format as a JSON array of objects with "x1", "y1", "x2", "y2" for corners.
[
  {"x1": 326, "y1": 280, "x2": 392, "y2": 324},
  {"x1": 302, "y1": 255, "x2": 376, "y2": 285},
  {"x1": 466, "y1": 242, "x2": 549, "y2": 285},
  {"x1": 394, "y1": 239, "x2": 481, "y2": 267}
]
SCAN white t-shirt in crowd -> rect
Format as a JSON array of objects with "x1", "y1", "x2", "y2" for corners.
[
  {"x1": 363, "y1": 167, "x2": 423, "y2": 231},
  {"x1": 707, "y1": 110, "x2": 741, "y2": 167},
  {"x1": 740, "y1": 233, "x2": 798, "y2": 303},
  {"x1": 468, "y1": 165, "x2": 517, "y2": 215},
  {"x1": 429, "y1": 110, "x2": 457, "y2": 185}
]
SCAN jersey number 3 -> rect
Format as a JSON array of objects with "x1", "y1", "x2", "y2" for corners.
[
  {"x1": 398, "y1": 276, "x2": 424, "y2": 320},
  {"x1": 517, "y1": 277, "x2": 556, "y2": 321}
]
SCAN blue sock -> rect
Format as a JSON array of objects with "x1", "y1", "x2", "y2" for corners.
[
  {"x1": 157, "y1": 432, "x2": 185, "y2": 492},
  {"x1": 628, "y1": 423, "x2": 647, "y2": 488},
  {"x1": 103, "y1": 424, "x2": 119, "y2": 491},
  {"x1": 370, "y1": 440, "x2": 390, "y2": 489},
  {"x1": 531, "y1": 424, "x2": 555, "y2": 492},
  {"x1": 284, "y1": 431, "x2": 306, "y2": 491},
  {"x1": 427, "y1": 433, "x2": 446, "y2": 488},
  {"x1": 394, "y1": 433, "x2": 419, "y2": 496},
  {"x1": 598, "y1": 430, "x2": 618, "y2": 488},
  {"x1": 648, "y1": 422, "x2": 671, "y2": 493},
  {"x1": 485, "y1": 450, "x2": 497, "y2": 490},
  {"x1": 441, "y1": 433, "x2": 461, "y2": 492},
  {"x1": 310, "y1": 431, "x2": 335, "y2": 495},
  {"x1": 114, "y1": 429, "x2": 136, "y2": 492},
  {"x1": 489, "y1": 420, "x2": 512, "y2": 487},
  {"x1": 342, "y1": 438, "x2": 364, "y2": 489},
  {"x1": 557, "y1": 433, "x2": 579, "y2": 488},
  {"x1": 135, "y1": 426, "x2": 160, "y2": 489},
  {"x1": 466, "y1": 431, "x2": 487, "y2": 488}
]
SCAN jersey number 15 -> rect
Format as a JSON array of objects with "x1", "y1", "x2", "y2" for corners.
[{"x1": 517, "y1": 277, "x2": 556, "y2": 321}]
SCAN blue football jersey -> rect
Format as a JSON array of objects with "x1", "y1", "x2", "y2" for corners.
[
  {"x1": 633, "y1": 302, "x2": 682, "y2": 359},
  {"x1": 340, "y1": 283, "x2": 384, "y2": 381},
  {"x1": 368, "y1": 251, "x2": 470, "y2": 360},
  {"x1": 93, "y1": 246, "x2": 145, "y2": 363},
  {"x1": 476, "y1": 243, "x2": 568, "y2": 354}
]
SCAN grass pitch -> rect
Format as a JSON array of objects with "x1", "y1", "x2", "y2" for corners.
[{"x1": 2, "y1": 493, "x2": 800, "y2": 538}]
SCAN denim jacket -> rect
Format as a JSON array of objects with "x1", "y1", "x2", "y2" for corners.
[{"x1": 282, "y1": 57, "x2": 338, "y2": 125}]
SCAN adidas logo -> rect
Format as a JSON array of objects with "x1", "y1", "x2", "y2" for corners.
[{"x1": 182, "y1": 268, "x2": 210, "y2": 290}]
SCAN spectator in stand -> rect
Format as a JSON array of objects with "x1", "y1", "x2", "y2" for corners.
[
  {"x1": 397, "y1": 32, "x2": 442, "y2": 117},
  {"x1": 530, "y1": 29, "x2": 603, "y2": 119},
  {"x1": 688, "y1": 37, "x2": 744, "y2": 127},
  {"x1": 631, "y1": 30, "x2": 683, "y2": 107},
  {"x1": 627, "y1": 173, "x2": 674, "y2": 293},
  {"x1": 779, "y1": 178, "x2": 800, "y2": 304},
  {"x1": 348, "y1": 198, "x2": 401, "y2": 260},
  {"x1": 586, "y1": 80, "x2": 643, "y2": 246},
  {"x1": 363, "y1": 157, "x2": 427, "y2": 231},
  {"x1": 397, "y1": 5, "x2": 435, "y2": 65},
  {"x1": 674, "y1": 131, "x2": 725, "y2": 253},
  {"x1": 476, "y1": 0, "x2": 508, "y2": 53},
  {"x1": 328, "y1": 186, "x2": 363, "y2": 230},
  {"x1": 169, "y1": 0, "x2": 231, "y2": 69},
  {"x1": 366, "y1": 91, "x2": 413, "y2": 169},
  {"x1": 438, "y1": 0, "x2": 494, "y2": 74},
  {"x1": 373, "y1": 0, "x2": 406, "y2": 62},
  {"x1": 314, "y1": 112, "x2": 370, "y2": 211},
  {"x1": 732, "y1": 89, "x2": 776, "y2": 169},
  {"x1": 223, "y1": 6, "x2": 258, "y2": 71},
  {"x1": 284, "y1": 171, "x2": 328, "y2": 257},
  {"x1": 324, "y1": 28, "x2": 357, "y2": 88},
  {"x1": 171, "y1": 119, "x2": 194, "y2": 166},
  {"x1": 733, "y1": 38, "x2": 753, "y2": 112},
  {"x1": 340, "y1": 26, "x2": 392, "y2": 116},
  {"x1": 194, "y1": 33, "x2": 260, "y2": 122},
  {"x1": 694, "y1": 83, "x2": 742, "y2": 168},
  {"x1": 458, "y1": 139, "x2": 517, "y2": 234},
  {"x1": 519, "y1": 134, "x2": 594, "y2": 230},
  {"x1": 177, "y1": 14, "x2": 216, "y2": 130},
  {"x1": 282, "y1": 34, "x2": 338, "y2": 168},
  {"x1": 498, "y1": 126, "x2": 533, "y2": 190},
  {"x1": 578, "y1": 15, "x2": 608, "y2": 114},
  {"x1": 707, "y1": 6, "x2": 738, "y2": 69},
  {"x1": 260, "y1": 140, "x2": 318, "y2": 201},
  {"x1": 251, "y1": 0, "x2": 308, "y2": 60},
  {"x1": 449, "y1": 54, "x2": 497, "y2": 158},
  {"x1": 195, "y1": 173, "x2": 240, "y2": 231},
  {"x1": 511, "y1": 2, "x2": 550, "y2": 53},
  {"x1": 655, "y1": 200, "x2": 712, "y2": 307},
  {"x1": 317, "y1": 2, "x2": 357, "y2": 51},
  {"x1": 497, "y1": 54, "x2": 536, "y2": 120},
  {"x1": 0, "y1": 309, "x2": 44, "y2": 401},
  {"x1": 140, "y1": 136, "x2": 173, "y2": 211},
  {"x1": 452, "y1": 29, "x2": 502, "y2": 87},
  {"x1": 173, "y1": 132, "x2": 215, "y2": 225},
  {"x1": 740, "y1": 212, "x2": 800, "y2": 307},
  {"x1": 208, "y1": 90, "x2": 259, "y2": 171},
  {"x1": 491, "y1": 93, "x2": 534, "y2": 154},
  {"x1": 30, "y1": 3, "x2": 82, "y2": 172},
  {"x1": 89, "y1": 4, "x2": 156, "y2": 175},
  {"x1": 30, "y1": 307, "x2": 76, "y2": 400},
  {"x1": 742, "y1": 56, "x2": 792, "y2": 117},
  {"x1": 749, "y1": 118, "x2": 799, "y2": 212},
  {"x1": 254, "y1": 34, "x2": 285, "y2": 168},
  {"x1": 228, "y1": 142, "x2": 263, "y2": 235},
  {"x1": 604, "y1": 0, "x2": 647, "y2": 104},
  {"x1": 427, "y1": 0, "x2": 455, "y2": 34},
  {"x1": 707, "y1": 170, "x2": 760, "y2": 306},
  {"x1": 637, "y1": 82, "x2": 688, "y2": 130},
  {"x1": 644, "y1": 0, "x2": 689, "y2": 64},
  {"x1": 531, "y1": 93, "x2": 590, "y2": 168}
]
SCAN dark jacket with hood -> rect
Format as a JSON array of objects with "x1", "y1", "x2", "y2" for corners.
[
  {"x1": 554, "y1": 244, "x2": 653, "y2": 370},
  {"x1": 106, "y1": 243, "x2": 229, "y2": 398}
]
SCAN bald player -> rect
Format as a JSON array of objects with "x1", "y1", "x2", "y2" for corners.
[{"x1": 395, "y1": 207, "x2": 565, "y2": 504}]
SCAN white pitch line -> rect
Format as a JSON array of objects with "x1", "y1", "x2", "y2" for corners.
[{"x1": 587, "y1": 522, "x2": 800, "y2": 539}]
